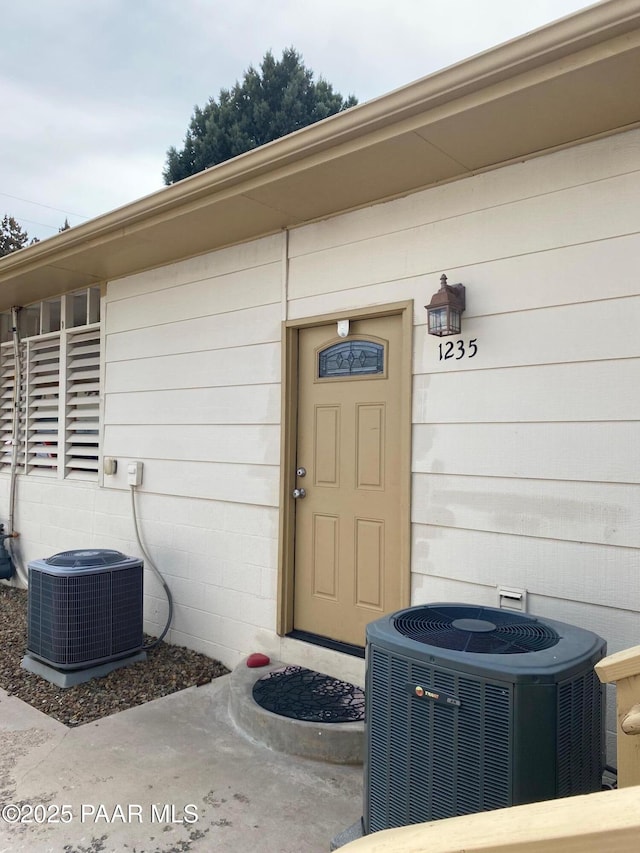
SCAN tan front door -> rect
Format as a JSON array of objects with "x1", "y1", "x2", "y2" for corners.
[{"x1": 293, "y1": 314, "x2": 405, "y2": 648}]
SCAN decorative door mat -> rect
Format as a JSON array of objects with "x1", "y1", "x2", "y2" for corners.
[{"x1": 252, "y1": 665, "x2": 365, "y2": 723}]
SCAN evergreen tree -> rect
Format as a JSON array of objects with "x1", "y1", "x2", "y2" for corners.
[
  {"x1": 0, "y1": 214, "x2": 30, "y2": 257},
  {"x1": 164, "y1": 48, "x2": 357, "y2": 184}
]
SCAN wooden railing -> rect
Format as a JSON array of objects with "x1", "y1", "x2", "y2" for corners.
[
  {"x1": 341, "y1": 787, "x2": 640, "y2": 852},
  {"x1": 595, "y1": 644, "x2": 640, "y2": 788},
  {"x1": 342, "y1": 646, "x2": 640, "y2": 853}
]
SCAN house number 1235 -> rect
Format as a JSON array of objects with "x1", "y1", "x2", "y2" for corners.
[{"x1": 438, "y1": 339, "x2": 478, "y2": 361}]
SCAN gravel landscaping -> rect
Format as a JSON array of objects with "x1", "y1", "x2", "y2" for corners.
[{"x1": 0, "y1": 584, "x2": 229, "y2": 727}]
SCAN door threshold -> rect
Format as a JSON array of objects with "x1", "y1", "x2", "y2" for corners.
[{"x1": 287, "y1": 630, "x2": 365, "y2": 659}]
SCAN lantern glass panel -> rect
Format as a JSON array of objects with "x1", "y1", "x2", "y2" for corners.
[{"x1": 428, "y1": 307, "x2": 447, "y2": 335}]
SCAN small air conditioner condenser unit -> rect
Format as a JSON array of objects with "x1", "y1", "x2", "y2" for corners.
[
  {"x1": 364, "y1": 603, "x2": 606, "y2": 834},
  {"x1": 27, "y1": 549, "x2": 144, "y2": 670}
]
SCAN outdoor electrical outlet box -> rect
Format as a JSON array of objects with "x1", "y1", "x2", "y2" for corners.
[
  {"x1": 127, "y1": 461, "x2": 144, "y2": 486},
  {"x1": 103, "y1": 457, "x2": 117, "y2": 476}
]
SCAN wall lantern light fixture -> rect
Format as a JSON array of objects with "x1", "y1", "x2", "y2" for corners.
[{"x1": 426, "y1": 274, "x2": 466, "y2": 336}]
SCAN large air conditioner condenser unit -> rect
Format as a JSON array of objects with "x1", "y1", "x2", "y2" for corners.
[
  {"x1": 26, "y1": 549, "x2": 144, "y2": 671},
  {"x1": 364, "y1": 603, "x2": 606, "y2": 835}
]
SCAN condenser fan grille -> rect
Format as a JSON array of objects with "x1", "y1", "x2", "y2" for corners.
[
  {"x1": 393, "y1": 605, "x2": 560, "y2": 654},
  {"x1": 45, "y1": 549, "x2": 126, "y2": 568}
]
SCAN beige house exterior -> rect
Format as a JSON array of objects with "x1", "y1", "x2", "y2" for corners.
[{"x1": 1, "y1": 0, "x2": 639, "y2": 758}]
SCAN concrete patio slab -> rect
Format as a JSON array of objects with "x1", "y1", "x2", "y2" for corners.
[{"x1": 0, "y1": 672, "x2": 363, "y2": 853}]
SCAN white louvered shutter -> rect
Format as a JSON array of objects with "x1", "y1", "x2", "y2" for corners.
[
  {"x1": 66, "y1": 327, "x2": 100, "y2": 477},
  {"x1": 26, "y1": 335, "x2": 60, "y2": 474},
  {"x1": 0, "y1": 341, "x2": 25, "y2": 472}
]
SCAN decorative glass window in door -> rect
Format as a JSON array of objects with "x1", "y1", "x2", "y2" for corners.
[{"x1": 318, "y1": 340, "x2": 384, "y2": 379}]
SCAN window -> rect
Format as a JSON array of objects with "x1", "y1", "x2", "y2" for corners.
[
  {"x1": 318, "y1": 339, "x2": 385, "y2": 379},
  {"x1": 0, "y1": 288, "x2": 101, "y2": 480}
]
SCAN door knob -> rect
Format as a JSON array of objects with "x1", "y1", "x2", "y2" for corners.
[{"x1": 292, "y1": 488, "x2": 306, "y2": 499}]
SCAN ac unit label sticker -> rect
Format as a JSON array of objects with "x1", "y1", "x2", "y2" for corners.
[{"x1": 406, "y1": 683, "x2": 461, "y2": 708}]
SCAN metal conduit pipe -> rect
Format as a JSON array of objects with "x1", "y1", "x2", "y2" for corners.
[
  {"x1": 7, "y1": 306, "x2": 26, "y2": 585},
  {"x1": 130, "y1": 486, "x2": 173, "y2": 649}
]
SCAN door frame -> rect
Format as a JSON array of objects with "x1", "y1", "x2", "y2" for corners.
[{"x1": 277, "y1": 300, "x2": 413, "y2": 637}]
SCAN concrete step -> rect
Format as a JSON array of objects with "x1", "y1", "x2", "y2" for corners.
[{"x1": 228, "y1": 657, "x2": 365, "y2": 765}]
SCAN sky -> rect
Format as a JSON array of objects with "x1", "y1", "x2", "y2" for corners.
[{"x1": 2, "y1": 0, "x2": 598, "y2": 243}]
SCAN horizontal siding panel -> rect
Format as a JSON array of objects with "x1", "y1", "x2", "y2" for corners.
[
  {"x1": 413, "y1": 422, "x2": 640, "y2": 484},
  {"x1": 104, "y1": 424, "x2": 280, "y2": 465},
  {"x1": 105, "y1": 303, "x2": 281, "y2": 362},
  {"x1": 288, "y1": 170, "x2": 640, "y2": 301},
  {"x1": 414, "y1": 296, "x2": 640, "y2": 373},
  {"x1": 107, "y1": 233, "x2": 282, "y2": 301},
  {"x1": 107, "y1": 262, "x2": 281, "y2": 334},
  {"x1": 289, "y1": 129, "x2": 640, "y2": 258},
  {"x1": 411, "y1": 524, "x2": 639, "y2": 612},
  {"x1": 526, "y1": 596, "x2": 640, "y2": 659},
  {"x1": 288, "y1": 274, "x2": 425, "y2": 323},
  {"x1": 450, "y1": 233, "x2": 640, "y2": 317},
  {"x1": 412, "y1": 359, "x2": 640, "y2": 423},
  {"x1": 104, "y1": 385, "x2": 280, "y2": 426},
  {"x1": 412, "y1": 473, "x2": 640, "y2": 548},
  {"x1": 288, "y1": 233, "x2": 640, "y2": 323},
  {"x1": 106, "y1": 342, "x2": 280, "y2": 393},
  {"x1": 411, "y1": 574, "x2": 496, "y2": 608},
  {"x1": 119, "y1": 460, "x2": 278, "y2": 506},
  {"x1": 289, "y1": 248, "x2": 625, "y2": 323}
]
